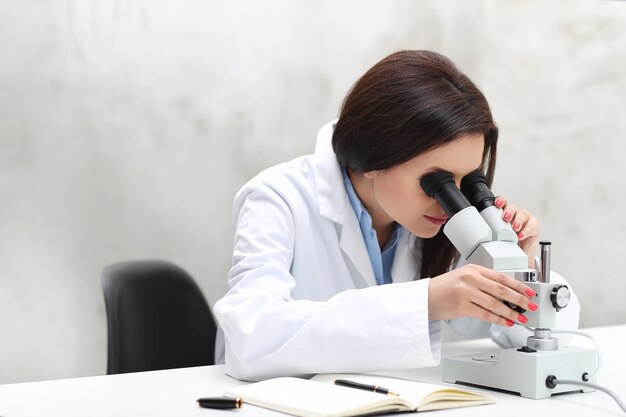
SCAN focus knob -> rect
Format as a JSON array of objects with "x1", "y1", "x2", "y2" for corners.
[{"x1": 550, "y1": 285, "x2": 570, "y2": 311}]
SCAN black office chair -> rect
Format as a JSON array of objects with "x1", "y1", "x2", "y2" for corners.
[{"x1": 101, "y1": 260, "x2": 217, "y2": 374}]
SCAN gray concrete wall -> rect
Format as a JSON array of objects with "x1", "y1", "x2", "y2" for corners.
[{"x1": 0, "y1": 0, "x2": 624, "y2": 383}]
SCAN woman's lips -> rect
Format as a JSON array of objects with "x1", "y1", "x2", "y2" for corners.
[{"x1": 424, "y1": 215, "x2": 448, "y2": 226}]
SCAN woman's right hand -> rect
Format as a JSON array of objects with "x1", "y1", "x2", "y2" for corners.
[{"x1": 427, "y1": 264, "x2": 537, "y2": 327}]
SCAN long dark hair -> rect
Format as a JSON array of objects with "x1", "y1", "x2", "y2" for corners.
[{"x1": 332, "y1": 50, "x2": 498, "y2": 279}]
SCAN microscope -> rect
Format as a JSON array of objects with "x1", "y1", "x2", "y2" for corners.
[{"x1": 420, "y1": 171, "x2": 597, "y2": 399}]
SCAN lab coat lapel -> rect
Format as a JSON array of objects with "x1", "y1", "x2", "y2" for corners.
[
  {"x1": 313, "y1": 120, "x2": 377, "y2": 288},
  {"x1": 338, "y1": 203, "x2": 377, "y2": 288},
  {"x1": 391, "y1": 229, "x2": 421, "y2": 283}
]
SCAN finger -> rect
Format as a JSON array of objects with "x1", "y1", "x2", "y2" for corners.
[
  {"x1": 473, "y1": 265, "x2": 536, "y2": 301},
  {"x1": 516, "y1": 214, "x2": 540, "y2": 241},
  {"x1": 494, "y1": 196, "x2": 507, "y2": 209},
  {"x1": 470, "y1": 289, "x2": 530, "y2": 324},
  {"x1": 479, "y1": 277, "x2": 534, "y2": 312},
  {"x1": 501, "y1": 203, "x2": 518, "y2": 223},
  {"x1": 511, "y1": 210, "x2": 530, "y2": 233},
  {"x1": 466, "y1": 302, "x2": 515, "y2": 327},
  {"x1": 471, "y1": 265, "x2": 531, "y2": 293}
]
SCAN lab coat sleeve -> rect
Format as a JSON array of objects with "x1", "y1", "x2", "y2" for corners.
[
  {"x1": 214, "y1": 184, "x2": 441, "y2": 381},
  {"x1": 447, "y1": 268, "x2": 581, "y2": 348}
]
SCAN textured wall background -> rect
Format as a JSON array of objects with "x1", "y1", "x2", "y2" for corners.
[{"x1": 0, "y1": 0, "x2": 624, "y2": 384}]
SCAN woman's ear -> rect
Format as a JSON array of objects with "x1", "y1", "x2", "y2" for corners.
[{"x1": 363, "y1": 170, "x2": 381, "y2": 180}]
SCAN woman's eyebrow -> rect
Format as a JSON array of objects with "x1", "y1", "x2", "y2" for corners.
[
  {"x1": 421, "y1": 166, "x2": 483, "y2": 179},
  {"x1": 422, "y1": 167, "x2": 454, "y2": 176}
]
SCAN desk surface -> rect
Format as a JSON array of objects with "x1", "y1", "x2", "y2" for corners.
[{"x1": 0, "y1": 325, "x2": 624, "y2": 417}]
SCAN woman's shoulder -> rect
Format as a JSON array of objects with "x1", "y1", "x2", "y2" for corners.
[{"x1": 235, "y1": 154, "x2": 322, "y2": 207}]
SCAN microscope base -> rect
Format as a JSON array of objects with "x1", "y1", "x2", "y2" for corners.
[{"x1": 442, "y1": 346, "x2": 597, "y2": 399}]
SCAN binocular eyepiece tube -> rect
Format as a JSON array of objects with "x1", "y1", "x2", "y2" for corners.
[
  {"x1": 420, "y1": 170, "x2": 496, "y2": 216},
  {"x1": 420, "y1": 170, "x2": 493, "y2": 260},
  {"x1": 420, "y1": 169, "x2": 521, "y2": 260},
  {"x1": 419, "y1": 171, "x2": 471, "y2": 217},
  {"x1": 420, "y1": 170, "x2": 496, "y2": 217},
  {"x1": 460, "y1": 170, "x2": 496, "y2": 212}
]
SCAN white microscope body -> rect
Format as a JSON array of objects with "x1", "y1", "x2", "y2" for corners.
[{"x1": 421, "y1": 171, "x2": 596, "y2": 399}]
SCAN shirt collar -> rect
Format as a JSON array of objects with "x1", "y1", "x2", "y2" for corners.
[{"x1": 342, "y1": 169, "x2": 369, "y2": 225}]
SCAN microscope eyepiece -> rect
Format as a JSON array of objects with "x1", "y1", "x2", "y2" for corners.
[
  {"x1": 420, "y1": 171, "x2": 471, "y2": 217},
  {"x1": 460, "y1": 170, "x2": 495, "y2": 212}
]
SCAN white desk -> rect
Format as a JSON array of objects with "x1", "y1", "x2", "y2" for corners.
[{"x1": 0, "y1": 325, "x2": 624, "y2": 417}]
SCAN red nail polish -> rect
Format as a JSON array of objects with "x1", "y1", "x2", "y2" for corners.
[
  {"x1": 513, "y1": 222, "x2": 520, "y2": 230},
  {"x1": 517, "y1": 232, "x2": 524, "y2": 239},
  {"x1": 495, "y1": 199, "x2": 502, "y2": 207},
  {"x1": 504, "y1": 212, "x2": 511, "y2": 220},
  {"x1": 506, "y1": 319, "x2": 514, "y2": 327},
  {"x1": 528, "y1": 301, "x2": 538, "y2": 311},
  {"x1": 525, "y1": 288, "x2": 535, "y2": 297},
  {"x1": 518, "y1": 314, "x2": 528, "y2": 324}
]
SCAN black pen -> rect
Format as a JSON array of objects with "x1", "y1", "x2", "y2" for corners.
[
  {"x1": 334, "y1": 379, "x2": 399, "y2": 396},
  {"x1": 197, "y1": 397, "x2": 243, "y2": 410}
]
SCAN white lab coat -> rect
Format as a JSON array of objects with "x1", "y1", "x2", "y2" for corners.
[{"x1": 213, "y1": 120, "x2": 580, "y2": 381}]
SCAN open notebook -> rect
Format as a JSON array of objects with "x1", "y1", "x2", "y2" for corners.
[{"x1": 224, "y1": 373, "x2": 495, "y2": 417}]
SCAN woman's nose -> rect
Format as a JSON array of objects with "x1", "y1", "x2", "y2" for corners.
[{"x1": 434, "y1": 202, "x2": 448, "y2": 217}]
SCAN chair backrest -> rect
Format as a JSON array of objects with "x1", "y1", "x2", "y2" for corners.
[{"x1": 101, "y1": 260, "x2": 217, "y2": 374}]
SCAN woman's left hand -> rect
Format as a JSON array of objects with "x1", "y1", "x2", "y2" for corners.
[{"x1": 494, "y1": 196, "x2": 541, "y2": 268}]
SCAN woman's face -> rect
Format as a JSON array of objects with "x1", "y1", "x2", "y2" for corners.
[{"x1": 364, "y1": 133, "x2": 485, "y2": 238}]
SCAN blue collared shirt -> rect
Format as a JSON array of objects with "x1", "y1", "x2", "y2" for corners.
[{"x1": 342, "y1": 169, "x2": 400, "y2": 285}]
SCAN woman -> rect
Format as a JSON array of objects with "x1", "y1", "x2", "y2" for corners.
[{"x1": 214, "y1": 50, "x2": 579, "y2": 381}]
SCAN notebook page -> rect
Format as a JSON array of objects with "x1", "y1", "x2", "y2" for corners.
[
  {"x1": 311, "y1": 373, "x2": 494, "y2": 409},
  {"x1": 225, "y1": 377, "x2": 413, "y2": 417}
]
